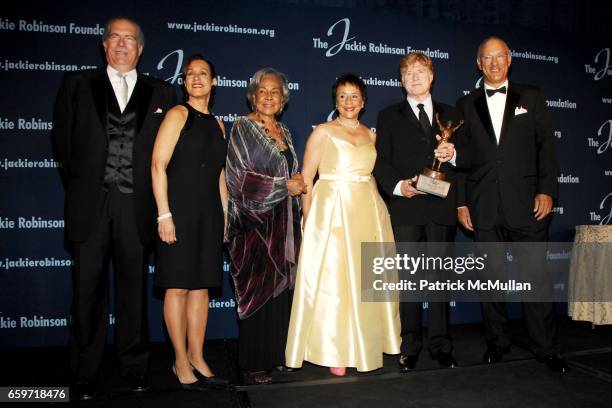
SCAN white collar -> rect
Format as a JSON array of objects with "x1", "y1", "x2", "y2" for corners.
[
  {"x1": 483, "y1": 80, "x2": 509, "y2": 91},
  {"x1": 106, "y1": 65, "x2": 137, "y2": 82},
  {"x1": 407, "y1": 94, "x2": 433, "y2": 110}
]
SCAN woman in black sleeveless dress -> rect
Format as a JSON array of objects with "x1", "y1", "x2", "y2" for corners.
[{"x1": 151, "y1": 55, "x2": 227, "y2": 388}]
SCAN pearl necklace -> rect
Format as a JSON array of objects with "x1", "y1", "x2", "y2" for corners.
[{"x1": 336, "y1": 117, "x2": 360, "y2": 129}]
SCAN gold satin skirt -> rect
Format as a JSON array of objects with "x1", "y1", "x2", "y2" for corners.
[{"x1": 286, "y1": 136, "x2": 401, "y2": 372}]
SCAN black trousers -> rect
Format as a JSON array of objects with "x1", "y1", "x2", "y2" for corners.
[
  {"x1": 394, "y1": 223, "x2": 455, "y2": 356},
  {"x1": 70, "y1": 186, "x2": 149, "y2": 379},
  {"x1": 474, "y1": 210, "x2": 559, "y2": 357}
]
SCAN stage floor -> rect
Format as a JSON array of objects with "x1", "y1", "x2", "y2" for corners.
[{"x1": 3, "y1": 318, "x2": 612, "y2": 407}]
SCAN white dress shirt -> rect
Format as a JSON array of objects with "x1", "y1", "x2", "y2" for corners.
[
  {"x1": 106, "y1": 65, "x2": 137, "y2": 112},
  {"x1": 455, "y1": 80, "x2": 509, "y2": 209},
  {"x1": 484, "y1": 80, "x2": 509, "y2": 143},
  {"x1": 450, "y1": 80, "x2": 509, "y2": 173},
  {"x1": 407, "y1": 94, "x2": 433, "y2": 127}
]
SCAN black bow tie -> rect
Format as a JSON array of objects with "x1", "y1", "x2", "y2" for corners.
[{"x1": 486, "y1": 86, "x2": 507, "y2": 97}]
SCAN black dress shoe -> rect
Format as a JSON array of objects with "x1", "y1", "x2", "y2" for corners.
[
  {"x1": 432, "y1": 351, "x2": 458, "y2": 368},
  {"x1": 483, "y1": 345, "x2": 511, "y2": 364},
  {"x1": 274, "y1": 365, "x2": 297, "y2": 373},
  {"x1": 398, "y1": 354, "x2": 418, "y2": 372},
  {"x1": 242, "y1": 370, "x2": 273, "y2": 385},
  {"x1": 537, "y1": 354, "x2": 569, "y2": 373},
  {"x1": 73, "y1": 378, "x2": 97, "y2": 400},
  {"x1": 126, "y1": 374, "x2": 149, "y2": 392}
]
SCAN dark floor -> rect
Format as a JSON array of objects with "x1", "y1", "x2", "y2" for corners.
[{"x1": 3, "y1": 318, "x2": 612, "y2": 407}]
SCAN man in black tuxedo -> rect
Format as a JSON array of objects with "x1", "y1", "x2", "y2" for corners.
[
  {"x1": 454, "y1": 36, "x2": 567, "y2": 373},
  {"x1": 52, "y1": 17, "x2": 176, "y2": 399},
  {"x1": 374, "y1": 52, "x2": 459, "y2": 371}
]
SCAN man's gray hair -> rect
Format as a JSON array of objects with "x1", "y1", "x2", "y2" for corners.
[
  {"x1": 102, "y1": 17, "x2": 145, "y2": 47},
  {"x1": 246, "y1": 67, "x2": 290, "y2": 112}
]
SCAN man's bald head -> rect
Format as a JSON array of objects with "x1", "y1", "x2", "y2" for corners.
[{"x1": 476, "y1": 36, "x2": 512, "y2": 88}]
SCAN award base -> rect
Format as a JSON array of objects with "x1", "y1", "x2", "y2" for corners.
[{"x1": 415, "y1": 168, "x2": 450, "y2": 198}]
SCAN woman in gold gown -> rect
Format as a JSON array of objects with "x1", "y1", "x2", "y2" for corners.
[{"x1": 285, "y1": 74, "x2": 401, "y2": 376}]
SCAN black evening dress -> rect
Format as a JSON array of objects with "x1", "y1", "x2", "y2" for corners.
[{"x1": 155, "y1": 103, "x2": 227, "y2": 289}]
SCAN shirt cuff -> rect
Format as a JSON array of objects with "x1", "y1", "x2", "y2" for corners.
[
  {"x1": 393, "y1": 181, "x2": 404, "y2": 197},
  {"x1": 449, "y1": 149, "x2": 457, "y2": 166}
]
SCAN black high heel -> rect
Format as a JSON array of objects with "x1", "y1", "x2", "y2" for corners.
[
  {"x1": 190, "y1": 364, "x2": 230, "y2": 388},
  {"x1": 172, "y1": 364, "x2": 207, "y2": 391}
]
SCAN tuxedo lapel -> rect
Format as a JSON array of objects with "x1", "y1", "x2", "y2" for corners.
[
  {"x1": 399, "y1": 100, "x2": 429, "y2": 143},
  {"x1": 89, "y1": 69, "x2": 109, "y2": 134},
  {"x1": 474, "y1": 90, "x2": 497, "y2": 145},
  {"x1": 498, "y1": 85, "x2": 520, "y2": 148},
  {"x1": 131, "y1": 74, "x2": 153, "y2": 137}
]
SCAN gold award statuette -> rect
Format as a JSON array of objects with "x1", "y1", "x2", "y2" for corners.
[{"x1": 415, "y1": 114, "x2": 463, "y2": 198}]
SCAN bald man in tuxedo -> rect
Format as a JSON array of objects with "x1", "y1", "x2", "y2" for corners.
[{"x1": 454, "y1": 36, "x2": 567, "y2": 373}]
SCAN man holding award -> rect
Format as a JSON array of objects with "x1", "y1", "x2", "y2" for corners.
[
  {"x1": 454, "y1": 37, "x2": 568, "y2": 372},
  {"x1": 374, "y1": 52, "x2": 460, "y2": 371}
]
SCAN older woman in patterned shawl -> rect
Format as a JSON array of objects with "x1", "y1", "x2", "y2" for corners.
[{"x1": 226, "y1": 67, "x2": 305, "y2": 384}]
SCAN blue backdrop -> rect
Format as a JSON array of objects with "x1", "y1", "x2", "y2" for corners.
[{"x1": 1, "y1": 0, "x2": 610, "y2": 348}]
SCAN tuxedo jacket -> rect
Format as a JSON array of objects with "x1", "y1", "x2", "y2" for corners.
[
  {"x1": 455, "y1": 82, "x2": 559, "y2": 230},
  {"x1": 374, "y1": 100, "x2": 461, "y2": 226},
  {"x1": 52, "y1": 67, "x2": 176, "y2": 243}
]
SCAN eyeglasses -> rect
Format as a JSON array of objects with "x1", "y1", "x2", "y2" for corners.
[
  {"x1": 480, "y1": 54, "x2": 508, "y2": 63},
  {"x1": 106, "y1": 33, "x2": 138, "y2": 44}
]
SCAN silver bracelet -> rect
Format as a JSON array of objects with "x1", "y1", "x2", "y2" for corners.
[{"x1": 157, "y1": 212, "x2": 172, "y2": 222}]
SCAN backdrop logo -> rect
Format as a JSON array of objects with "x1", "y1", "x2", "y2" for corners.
[
  {"x1": 312, "y1": 18, "x2": 449, "y2": 59},
  {"x1": 0, "y1": 117, "x2": 52, "y2": 131},
  {"x1": 461, "y1": 77, "x2": 482, "y2": 95},
  {"x1": 326, "y1": 109, "x2": 337, "y2": 122},
  {"x1": 157, "y1": 49, "x2": 184, "y2": 84},
  {"x1": 1, "y1": 158, "x2": 59, "y2": 171},
  {"x1": 0, "y1": 18, "x2": 104, "y2": 35},
  {"x1": 216, "y1": 113, "x2": 240, "y2": 123},
  {"x1": 584, "y1": 48, "x2": 612, "y2": 81},
  {"x1": 321, "y1": 18, "x2": 356, "y2": 57},
  {"x1": 590, "y1": 192, "x2": 612, "y2": 225},
  {"x1": 0, "y1": 315, "x2": 68, "y2": 329},
  {"x1": 546, "y1": 98, "x2": 577, "y2": 109},
  {"x1": 588, "y1": 119, "x2": 612, "y2": 154},
  {"x1": 557, "y1": 173, "x2": 580, "y2": 184},
  {"x1": 0, "y1": 217, "x2": 64, "y2": 229}
]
